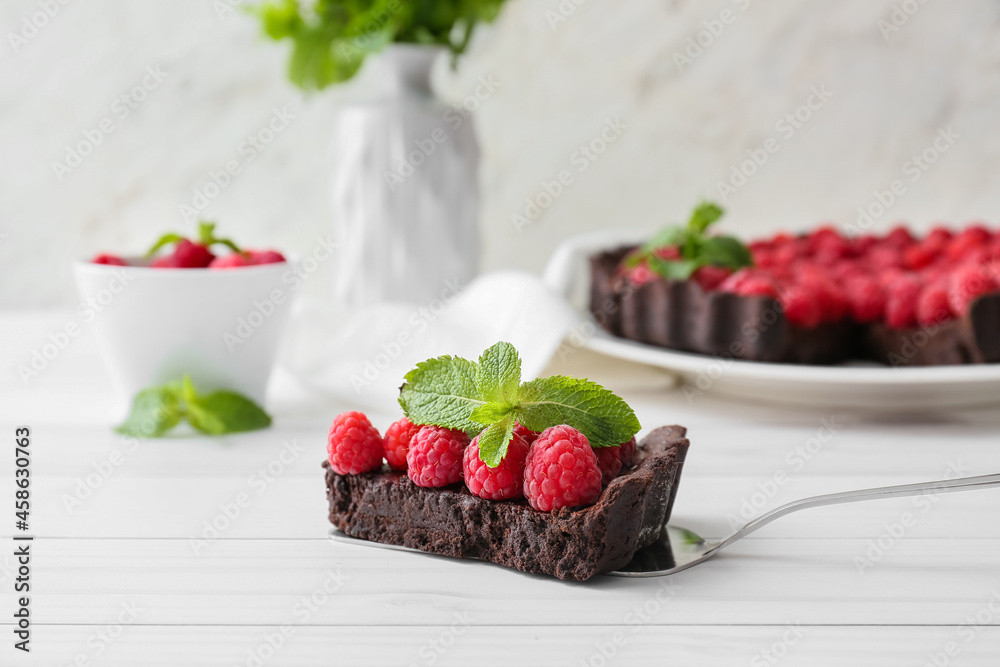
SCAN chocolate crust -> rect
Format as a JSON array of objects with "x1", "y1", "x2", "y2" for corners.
[
  {"x1": 590, "y1": 245, "x2": 1000, "y2": 366},
  {"x1": 325, "y1": 426, "x2": 690, "y2": 581}
]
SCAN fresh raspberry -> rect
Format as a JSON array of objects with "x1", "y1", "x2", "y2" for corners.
[
  {"x1": 868, "y1": 245, "x2": 904, "y2": 271},
  {"x1": 947, "y1": 226, "x2": 992, "y2": 262},
  {"x1": 327, "y1": 411, "x2": 383, "y2": 475},
  {"x1": 653, "y1": 246, "x2": 681, "y2": 261},
  {"x1": 691, "y1": 265, "x2": 732, "y2": 292},
  {"x1": 809, "y1": 227, "x2": 852, "y2": 263},
  {"x1": 209, "y1": 253, "x2": 253, "y2": 269},
  {"x1": 903, "y1": 243, "x2": 937, "y2": 271},
  {"x1": 153, "y1": 239, "x2": 215, "y2": 268},
  {"x1": 796, "y1": 270, "x2": 848, "y2": 322},
  {"x1": 885, "y1": 225, "x2": 916, "y2": 248},
  {"x1": 844, "y1": 274, "x2": 885, "y2": 322},
  {"x1": 916, "y1": 283, "x2": 954, "y2": 325},
  {"x1": 406, "y1": 426, "x2": 469, "y2": 488},
  {"x1": 619, "y1": 437, "x2": 638, "y2": 467},
  {"x1": 853, "y1": 235, "x2": 879, "y2": 254},
  {"x1": 625, "y1": 262, "x2": 655, "y2": 286},
  {"x1": 249, "y1": 249, "x2": 287, "y2": 265},
  {"x1": 884, "y1": 274, "x2": 923, "y2": 329},
  {"x1": 383, "y1": 417, "x2": 419, "y2": 471},
  {"x1": 463, "y1": 431, "x2": 530, "y2": 500},
  {"x1": 779, "y1": 285, "x2": 822, "y2": 328},
  {"x1": 948, "y1": 264, "x2": 998, "y2": 315},
  {"x1": 925, "y1": 226, "x2": 953, "y2": 248},
  {"x1": 92, "y1": 253, "x2": 127, "y2": 266},
  {"x1": 773, "y1": 243, "x2": 799, "y2": 266},
  {"x1": 523, "y1": 425, "x2": 602, "y2": 512},
  {"x1": 512, "y1": 422, "x2": 539, "y2": 444},
  {"x1": 593, "y1": 445, "x2": 623, "y2": 486},
  {"x1": 719, "y1": 269, "x2": 778, "y2": 298}
]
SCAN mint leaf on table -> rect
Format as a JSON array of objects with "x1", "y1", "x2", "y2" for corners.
[
  {"x1": 398, "y1": 342, "x2": 641, "y2": 467},
  {"x1": 516, "y1": 376, "x2": 641, "y2": 448},
  {"x1": 188, "y1": 391, "x2": 272, "y2": 435},
  {"x1": 115, "y1": 375, "x2": 271, "y2": 437},
  {"x1": 115, "y1": 387, "x2": 182, "y2": 437},
  {"x1": 687, "y1": 201, "x2": 724, "y2": 234},
  {"x1": 398, "y1": 355, "x2": 484, "y2": 432}
]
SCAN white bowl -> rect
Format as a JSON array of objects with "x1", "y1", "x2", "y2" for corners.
[{"x1": 73, "y1": 258, "x2": 295, "y2": 417}]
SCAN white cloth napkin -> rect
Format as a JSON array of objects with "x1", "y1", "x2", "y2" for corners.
[{"x1": 281, "y1": 270, "x2": 583, "y2": 408}]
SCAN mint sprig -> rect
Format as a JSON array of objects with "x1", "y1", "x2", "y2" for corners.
[
  {"x1": 626, "y1": 202, "x2": 752, "y2": 280},
  {"x1": 399, "y1": 342, "x2": 640, "y2": 467},
  {"x1": 145, "y1": 220, "x2": 243, "y2": 257},
  {"x1": 116, "y1": 375, "x2": 271, "y2": 437}
]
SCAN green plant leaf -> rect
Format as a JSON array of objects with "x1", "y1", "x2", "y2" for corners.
[
  {"x1": 515, "y1": 375, "x2": 640, "y2": 448},
  {"x1": 700, "y1": 235, "x2": 753, "y2": 269},
  {"x1": 687, "y1": 202, "x2": 725, "y2": 234},
  {"x1": 115, "y1": 387, "x2": 182, "y2": 437},
  {"x1": 188, "y1": 391, "x2": 272, "y2": 434},
  {"x1": 476, "y1": 341, "x2": 521, "y2": 405},
  {"x1": 641, "y1": 226, "x2": 689, "y2": 254},
  {"x1": 144, "y1": 233, "x2": 184, "y2": 258},
  {"x1": 398, "y1": 355, "x2": 484, "y2": 431},
  {"x1": 475, "y1": 416, "x2": 515, "y2": 467},
  {"x1": 648, "y1": 255, "x2": 701, "y2": 281}
]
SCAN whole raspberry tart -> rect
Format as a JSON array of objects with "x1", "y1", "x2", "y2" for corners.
[
  {"x1": 590, "y1": 204, "x2": 1000, "y2": 366},
  {"x1": 322, "y1": 342, "x2": 690, "y2": 581}
]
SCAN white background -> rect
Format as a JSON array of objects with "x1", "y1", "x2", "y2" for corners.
[{"x1": 3, "y1": 0, "x2": 1000, "y2": 306}]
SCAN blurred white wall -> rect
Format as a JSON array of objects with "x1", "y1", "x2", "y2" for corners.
[{"x1": 3, "y1": 0, "x2": 1000, "y2": 306}]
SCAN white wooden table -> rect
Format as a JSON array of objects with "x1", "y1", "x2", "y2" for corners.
[{"x1": 2, "y1": 311, "x2": 999, "y2": 665}]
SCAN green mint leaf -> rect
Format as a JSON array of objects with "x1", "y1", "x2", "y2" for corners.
[
  {"x1": 145, "y1": 233, "x2": 184, "y2": 258},
  {"x1": 398, "y1": 355, "x2": 485, "y2": 431},
  {"x1": 642, "y1": 226, "x2": 689, "y2": 254},
  {"x1": 687, "y1": 202, "x2": 724, "y2": 234},
  {"x1": 197, "y1": 221, "x2": 217, "y2": 246},
  {"x1": 699, "y1": 235, "x2": 753, "y2": 270},
  {"x1": 115, "y1": 387, "x2": 182, "y2": 437},
  {"x1": 470, "y1": 401, "x2": 516, "y2": 425},
  {"x1": 187, "y1": 390, "x2": 272, "y2": 434},
  {"x1": 476, "y1": 342, "x2": 522, "y2": 406},
  {"x1": 475, "y1": 416, "x2": 515, "y2": 467},
  {"x1": 648, "y1": 255, "x2": 700, "y2": 281},
  {"x1": 515, "y1": 375, "x2": 640, "y2": 448}
]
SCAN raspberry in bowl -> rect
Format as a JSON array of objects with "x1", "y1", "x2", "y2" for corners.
[{"x1": 73, "y1": 221, "x2": 293, "y2": 417}]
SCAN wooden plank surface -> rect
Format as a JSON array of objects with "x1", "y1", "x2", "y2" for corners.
[{"x1": 1, "y1": 312, "x2": 999, "y2": 665}]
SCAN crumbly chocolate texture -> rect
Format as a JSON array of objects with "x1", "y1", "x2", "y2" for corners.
[
  {"x1": 325, "y1": 425, "x2": 689, "y2": 581},
  {"x1": 590, "y1": 245, "x2": 1000, "y2": 366}
]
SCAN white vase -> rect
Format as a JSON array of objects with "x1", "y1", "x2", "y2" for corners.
[{"x1": 329, "y1": 44, "x2": 480, "y2": 307}]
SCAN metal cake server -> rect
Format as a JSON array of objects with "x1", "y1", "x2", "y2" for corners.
[{"x1": 612, "y1": 472, "x2": 1000, "y2": 577}]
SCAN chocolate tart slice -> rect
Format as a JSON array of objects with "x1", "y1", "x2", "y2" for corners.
[
  {"x1": 324, "y1": 425, "x2": 690, "y2": 581},
  {"x1": 590, "y1": 245, "x2": 1000, "y2": 366}
]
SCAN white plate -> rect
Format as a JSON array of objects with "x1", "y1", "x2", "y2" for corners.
[{"x1": 542, "y1": 230, "x2": 1000, "y2": 410}]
